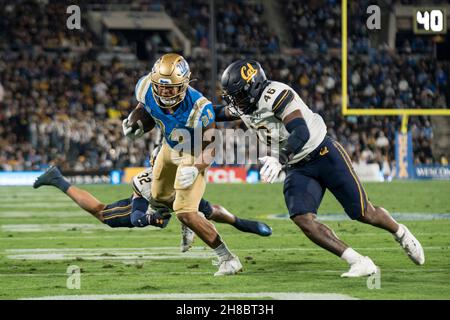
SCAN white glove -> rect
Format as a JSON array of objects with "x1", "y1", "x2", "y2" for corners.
[
  {"x1": 259, "y1": 156, "x2": 282, "y2": 183},
  {"x1": 122, "y1": 118, "x2": 144, "y2": 139},
  {"x1": 177, "y1": 166, "x2": 199, "y2": 188}
]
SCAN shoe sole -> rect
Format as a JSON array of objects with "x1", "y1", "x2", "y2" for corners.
[{"x1": 214, "y1": 267, "x2": 243, "y2": 276}]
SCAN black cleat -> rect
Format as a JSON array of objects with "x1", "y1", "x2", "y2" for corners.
[
  {"x1": 234, "y1": 218, "x2": 273, "y2": 237},
  {"x1": 33, "y1": 166, "x2": 64, "y2": 189}
]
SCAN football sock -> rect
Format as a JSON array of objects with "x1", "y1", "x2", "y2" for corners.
[
  {"x1": 54, "y1": 177, "x2": 71, "y2": 193},
  {"x1": 214, "y1": 242, "x2": 233, "y2": 260},
  {"x1": 232, "y1": 217, "x2": 263, "y2": 234},
  {"x1": 341, "y1": 248, "x2": 363, "y2": 265},
  {"x1": 394, "y1": 224, "x2": 405, "y2": 238}
]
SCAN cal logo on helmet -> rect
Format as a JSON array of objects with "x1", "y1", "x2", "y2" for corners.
[{"x1": 241, "y1": 63, "x2": 258, "y2": 82}]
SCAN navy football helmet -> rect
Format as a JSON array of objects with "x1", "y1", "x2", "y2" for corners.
[{"x1": 220, "y1": 59, "x2": 269, "y2": 115}]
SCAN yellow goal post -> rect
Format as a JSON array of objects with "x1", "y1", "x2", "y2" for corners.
[{"x1": 341, "y1": 0, "x2": 450, "y2": 130}]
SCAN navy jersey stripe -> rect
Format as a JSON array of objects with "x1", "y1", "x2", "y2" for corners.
[{"x1": 272, "y1": 89, "x2": 294, "y2": 116}]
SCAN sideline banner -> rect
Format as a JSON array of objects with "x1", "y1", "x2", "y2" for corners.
[
  {"x1": 123, "y1": 166, "x2": 248, "y2": 184},
  {"x1": 414, "y1": 165, "x2": 450, "y2": 179},
  {"x1": 0, "y1": 171, "x2": 43, "y2": 186},
  {"x1": 207, "y1": 166, "x2": 247, "y2": 183}
]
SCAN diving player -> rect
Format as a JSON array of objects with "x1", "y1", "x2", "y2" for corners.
[
  {"x1": 33, "y1": 166, "x2": 272, "y2": 252},
  {"x1": 122, "y1": 53, "x2": 242, "y2": 276},
  {"x1": 219, "y1": 59, "x2": 425, "y2": 277}
]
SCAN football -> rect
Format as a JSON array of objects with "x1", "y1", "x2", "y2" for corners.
[{"x1": 128, "y1": 104, "x2": 156, "y2": 133}]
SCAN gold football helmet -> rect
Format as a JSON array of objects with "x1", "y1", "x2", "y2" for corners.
[{"x1": 150, "y1": 53, "x2": 191, "y2": 108}]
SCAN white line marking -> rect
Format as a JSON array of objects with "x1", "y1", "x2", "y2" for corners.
[
  {"x1": 268, "y1": 213, "x2": 450, "y2": 221},
  {"x1": 21, "y1": 292, "x2": 357, "y2": 300},
  {"x1": 5, "y1": 247, "x2": 214, "y2": 260},
  {"x1": 1, "y1": 224, "x2": 109, "y2": 232},
  {"x1": 0, "y1": 211, "x2": 86, "y2": 218},
  {"x1": 0, "y1": 232, "x2": 448, "y2": 241},
  {"x1": 4, "y1": 246, "x2": 447, "y2": 261}
]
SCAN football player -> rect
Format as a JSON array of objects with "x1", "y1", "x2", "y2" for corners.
[
  {"x1": 33, "y1": 166, "x2": 272, "y2": 253},
  {"x1": 122, "y1": 53, "x2": 242, "y2": 275},
  {"x1": 219, "y1": 59, "x2": 425, "y2": 277}
]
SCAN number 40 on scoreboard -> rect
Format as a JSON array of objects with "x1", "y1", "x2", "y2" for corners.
[{"x1": 414, "y1": 7, "x2": 447, "y2": 34}]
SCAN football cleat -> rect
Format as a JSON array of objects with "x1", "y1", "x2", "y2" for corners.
[
  {"x1": 181, "y1": 224, "x2": 195, "y2": 252},
  {"x1": 394, "y1": 224, "x2": 425, "y2": 265},
  {"x1": 252, "y1": 221, "x2": 272, "y2": 237},
  {"x1": 213, "y1": 255, "x2": 243, "y2": 276},
  {"x1": 341, "y1": 256, "x2": 378, "y2": 278},
  {"x1": 33, "y1": 166, "x2": 63, "y2": 189}
]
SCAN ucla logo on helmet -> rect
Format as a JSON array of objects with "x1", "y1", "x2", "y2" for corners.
[{"x1": 176, "y1": 60, "x2": 189, "y2": 77}]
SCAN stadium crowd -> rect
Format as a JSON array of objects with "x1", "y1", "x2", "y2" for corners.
[{"x1": 0, "y1": 0, "x2": 448, "y2": 174}]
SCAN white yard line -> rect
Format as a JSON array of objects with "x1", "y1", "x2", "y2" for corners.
[
  {"x1": 268, "y1": 213, "x2": 450, "y2": 221},
  {"x1": 3, "y1": 246, "x2": 447, "y2": 261},
  {"x1": 0, "y1": 232, "x2": 448, "y2": 242},
  {"x1": 1, "y1": 224, "x2": 109, "y2": 232},
  {"x1": 0, "y1": 211, "x2": 86, "y2": 218},
  {"x1": 21, "y1": 292, "x2": 357, "y2": 300}
]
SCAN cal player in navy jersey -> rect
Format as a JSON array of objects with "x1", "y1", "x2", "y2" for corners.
[
  {"x1": 219, "y1": 59, "x2": 425, "y2": 277},
  {"x1": 122, "y1": 53, "x2": 242, "y2": 275},
  {"x1": 33, "y1": 165, "x2": 272, "y2": 252}
]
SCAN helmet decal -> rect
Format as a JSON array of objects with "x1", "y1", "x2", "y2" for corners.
[{"x1": 240, "y1": 63, "x2": 258, "y2": 82}]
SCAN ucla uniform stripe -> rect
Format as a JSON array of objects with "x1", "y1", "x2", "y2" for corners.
[
  {"x1": 333, "y1": 142, "x2": 367, "y2": 217},
  {"x1": 186, "y1": 96, "x2": 210, "y2": 128}
]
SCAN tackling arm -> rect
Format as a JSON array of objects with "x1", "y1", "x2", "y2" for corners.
[
  {"x1": 278, "y1": 110, "x2": 310, "y2": 164},
  {"x1": 213, "y1": 105, "x2": 241, "y2": 122}
]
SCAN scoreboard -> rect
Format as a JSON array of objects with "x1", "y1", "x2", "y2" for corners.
[{"x1": 413, "y1": 7, "x2": 447, "y2": 34}]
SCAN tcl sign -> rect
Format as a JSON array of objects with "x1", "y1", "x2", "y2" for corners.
[{"x1": 207, "y1": 167, "x2": 247, "y2": 183}]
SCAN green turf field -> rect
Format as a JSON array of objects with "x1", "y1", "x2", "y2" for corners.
[{"x1": 0, "y1": 181, "x2": 449, "y2": 300}]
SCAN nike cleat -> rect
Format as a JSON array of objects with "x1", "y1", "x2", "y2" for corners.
[
  {"x1": 395, "y1": 224, "x2": 425, "y2": 265},
  {"x1": 214, "y1": 255, "x2": 243, "y2": 276},
  {"x1": 341, "y1": 256, "x2": 378, "y2": 278},
  {"x1": 33, "y1": 166, "x2": 64, "y2": 189}
]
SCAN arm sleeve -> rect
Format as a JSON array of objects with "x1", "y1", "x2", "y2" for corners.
[{"x1": 279, "y1": 118, "x2": 310, "y2": 164}]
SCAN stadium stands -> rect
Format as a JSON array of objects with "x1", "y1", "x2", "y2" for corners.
[{"x1": 0, "y1": 0, "x2": 448, "y2": 173}]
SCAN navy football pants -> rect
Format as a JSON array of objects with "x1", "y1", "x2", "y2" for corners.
[
  {"x1": 284, "y1": 136, "x2": 368, "y2": 220},
  {"x1": 101, "y1": 197, "x2": 213, "y2": 228}
]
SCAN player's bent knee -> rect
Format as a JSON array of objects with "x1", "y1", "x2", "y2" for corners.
[
  {"x1": 176, "y1": 211, "x2": 195, "y2": 225},
  {"x1": 291, "y1": 213, "x2": 316, "y2": 233}
]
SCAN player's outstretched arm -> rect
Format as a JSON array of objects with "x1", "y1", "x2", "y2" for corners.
[{"x1": 213, "y1": 105, "x2": 240, "y2": 122}]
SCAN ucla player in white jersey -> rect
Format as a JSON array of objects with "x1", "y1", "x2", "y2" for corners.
[
  {"x1": 122, "y1": 53, "x2": 243, "y2": 275},
  {"x1": 218, "y1": 59, "x2": 425, "y2": 277}
]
